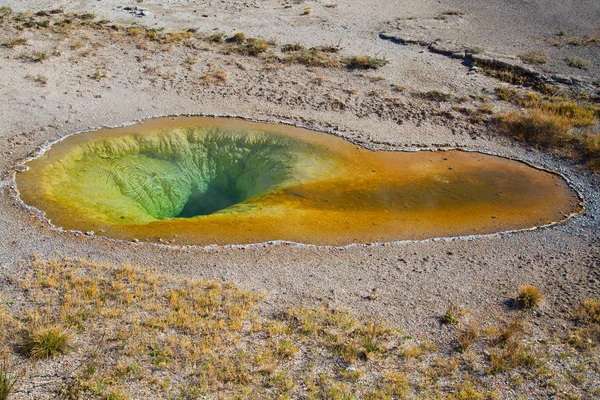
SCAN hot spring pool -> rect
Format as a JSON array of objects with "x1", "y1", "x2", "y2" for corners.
[{"x1": 15, "y1": 116, "x2": 581, "y2": 246}]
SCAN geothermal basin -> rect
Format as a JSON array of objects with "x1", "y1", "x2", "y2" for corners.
[{"x1": 15, "y1": 116, "x2": 581, "y2": 246}]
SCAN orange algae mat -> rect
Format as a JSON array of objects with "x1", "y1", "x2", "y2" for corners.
[{"x1": 16, "y1": 117, "x2": 581, "y2": 246}]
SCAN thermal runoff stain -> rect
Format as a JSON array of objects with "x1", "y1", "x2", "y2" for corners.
[{"x1": 16, "y1": 117, "x2": 581, "y2": 246}]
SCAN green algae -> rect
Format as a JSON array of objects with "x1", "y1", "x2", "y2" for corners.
[{"x1": 35, "y1": 124, "x2": 338, "y2": 224}]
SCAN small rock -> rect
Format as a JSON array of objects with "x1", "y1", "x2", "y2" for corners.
[{"x1": 551, "y1": 74, "x2": 573, "y2": 85}]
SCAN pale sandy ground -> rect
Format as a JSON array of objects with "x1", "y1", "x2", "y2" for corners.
[{"x1": 1, "y1": 0, "x2": 599, "y2": 354}]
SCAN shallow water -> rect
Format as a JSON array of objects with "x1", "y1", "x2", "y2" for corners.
[{"x1": 16, "y1": 116, "x2": 581, "y2": 246}]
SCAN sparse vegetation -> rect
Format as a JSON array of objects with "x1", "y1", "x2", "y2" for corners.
[
  {"x1": 391, "y1": 84, "x2": 407, "y2": 92},
  {"x1": 415, "y1": 89, "x2": 453, "y2": 102},
  {"x1": 574, "y1": 299, "x2": 600, "y2": 324},
  {"x1": 493, "y1": 316, "x2": 524, "y2": 346},
  {"x1": 207, "y1": 32, "x2": 225, "y2": 43},
  {"x1": 474, "y1": 63, "x2": 530, "y2": 86},
  {"x1": 566, "y1": 56, "x2": 592, "y2": 70},
  {"x1": 518, "y1": 50, "x2": 548, "y2": 64},
  {"x1": 488, "y1": 340, "x2": 537, "y2": 373},
  {"x1": 19, "y1": 51, "x2": 48, "y2": 62},
  {"x1": 496, "y1": 87, "x2": 600, "y2": 168},
  {"x1": 466, "y1": 45, "x2": 485, "y2": 54},
  {"x1": 281, "y1": 43, "x2": 304, "y2": 52},
  {"x1": 568, "y1": 299, "x2": 600, "y2": 350},
  {"x1": 441, "y1": 9, "x2": 466, "y2": 16},
  {"x1": 1, "y1": 38, "x2": 27, "y2": 48},
  {"x1": 25, "y1": 73, "x2": 48, "y2": 85},
  {"x1": 229, "y1": 37, "x2": 270, "y2": 56},
  {"x1": 515, "y1": 285, "x2": 543, "y2": 309},
  {"x1": 564, "y1": 36, "x2": 597, "y2": 46},
  {"x1": 0, "y1": 354, "x2": 24, "y2": 400},
  {"x1": 0, "y1": 258, "x2": 597, "y2": 397},
  {"x1": 91, "y1": 68, "x2": 107, "y2": 81},
  {"x1": 283, "y1": 47, "x2": 341, "y2": 67},
  {"x1": 183, "y1": 56, "x2": 197, "y2": 69},
  {"x1": 228, "y1": 32, "x2": 246, "y2": 43}
]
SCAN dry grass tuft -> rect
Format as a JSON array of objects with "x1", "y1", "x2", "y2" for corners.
[
  {"x1": 499, "y1": 109, "x2": 572, "y2": 147},
  {"x1": 566, "y1": 56, "x2": 592, "y2": 70},
  {"x1": 200, "y1": 69, "x2": 228, "y2": 86},
  {"x1": 281, "y1": 43, "x2": 304, "y2": 52},
  {"x1": 344, "y1": 55, "x2": 388, "y2": 70},
  {"x1": 21, "y1": 325, "x2": 72, "y2": 359},
  {"x1": 25, "y1": 73, "x2": 47, "y2": 85},
  {"x1": 457, "y1": 321, "x2": 479, "y2": 353},
  {"x1": 415, "y1": 89, "x2": 453, "y2": 102},
  {"x1": 207, "y1": 32, "x2": 225, "y2": 43},
  {"x1": 515, "y1": 285, "x2": 543, "y2": 309},
  {"x1": 18, "y1": 51, "x2": 48, "y2": 62},
  {"x1": 493, "y1": 315, "x2": 524, "y2": 346}
]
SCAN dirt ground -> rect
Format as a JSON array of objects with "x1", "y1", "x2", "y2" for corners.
[{"x1": 0, "y1": 1, "x2": 599, "y2": 397}]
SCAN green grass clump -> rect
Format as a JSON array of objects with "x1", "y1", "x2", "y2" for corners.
[{"x1": 442, "y1": 304, "x2": 461, "y2": 325}]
